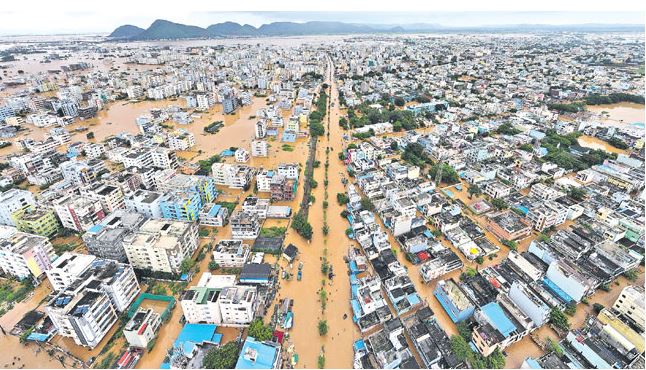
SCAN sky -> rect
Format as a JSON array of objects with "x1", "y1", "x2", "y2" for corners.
[{"x1": 0, "y1": 1, "x2": 644, "y2": 35}]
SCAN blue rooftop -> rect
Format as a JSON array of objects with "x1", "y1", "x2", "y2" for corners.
[
  {"x1": 235, "y1": 336, "x2": 280, "y2": 369},
  {"x1": 207, "y1": 204, "x2": 222, "y2": 217},
  {"x1": 88, "y1": 224, "x2": 104, "y2": 233},
  {"x1": 173, "y1": 323, "x2": 222, "y2": 356},
  {"x1": 481, "y1": 302, "x2": 517, "y2": 338}
]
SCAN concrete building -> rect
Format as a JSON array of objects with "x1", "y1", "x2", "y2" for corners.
[
  {"x1": 181, "y1": 273, "x2": 237, "y2": 324},
  {"x1": 82, "y1": 210, "x2": 146, "y2": 262},
  {"x1": 123, "y1": 219, "x2": 199, "y2": 273},
  {"x1": 251, "y1": 140, "x2": 268, "y2": 157},
  {"x1": 526, "y1": 200, "x2": 568, "y2": 231},
  {"x1": 199, "y1": 203, "x2": 229, "y2": 227},
  {"x1": 212, "y1": 240, "x2": 250, "y2": 268},
  {"x1": 434, "y1": 279, "x2": 475, "y2": 323},
  {"x1": 229, "y1": 210, "x2": 261, "y2": 239},
  {"x1": 545, "y1": 260, "x2": 595, "y2": 303},
  {"x1": 46, "y1": 252, "x2": 96, "y2": 291},
  {"x1": 46, "y1": 259, "x2": 140, "y2": 348},
  {"x1": 217, "y1": 285, "x2": 258, "y2": 327},
  {"x1": 123, "y1": 308, "x2": 162, "y2": 349},
  {"x1": 125, "y1": 189, "x2": 163, "y2": 219},
  {"x1": 81, "y1": 183, "x2": 126, "y2": 214},
  {"x1": 508, "y1": 281, "x2": 550, "y2": 327},
  {"x1": 612, "y1": 286, "x2": 644, "y2": 331},
  {"x1": 0, "y1": 226, "x2": 55, "y2": 281},
  {"x1": 0, "y1": 189, "x2": 35, "y2": 226},
  {"x1": 53, "y1": 194, "x2": 106, "y2": 233}
]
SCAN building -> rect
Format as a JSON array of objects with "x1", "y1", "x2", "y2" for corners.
[
  {"x1": 229, "y1": 211, "x2": 261, "y2": 239},
  {"x1": 612, "y1": 286, "x2": 644, "y2": 331},
  {"x1": 82, "y1": 210, "x2": 146, "y2": 262},
  {"x1": 485, "y1": 211, "x2": 532, "y2": 241},
  {"x1": 212, "y1": 240, "x2": 250, "y2": 268},
  {"x1": 433, "y1": 279, "x2": 475, "y2": 323},
  {"x1": 484, "y1": 181, "x2": 512, "y2": 199},
  {"x1": 526, "y1": 201, "x2": 568, "y2": 231},
  {"x1": 217, "y1": 285, "x2": 258, "y2": 327},
  {"x1": 81, "y1": 183, "x2": 126, "y2": 214},
  {"x1": 211, "y1": 163, "x2": 253, "y2": 190},
  {"x1": 199, "y1": 203, "x2": 229, "y2": 227},
  {"x1": 53, "y1": 194, "x2": 106, "y2": 233},
  {"x1": 123, "y1": 308, "x2": 162, "y2": 349},
  {"x1": 159, "y1": 190, "x2": 202, "y2": 222},
  {"x1": 123, "y1": 219, "x2": 199, "y2": 273},
  {"x1": 251, "y1": 140, "x2": 268, "y2": 157},
  {"x1": 0, "y1": 226, "x2": 55, "y2": 281},
  {"x1": 508, "y1": 281, "x2": 550, "y2": 327},
  {"x1": 13, "y1": 206, "x2": 61, "y2": 238},
  {"x1": 0, "y1": 189, "x2": 35, "y2": 226},
  {"x1": 125, "y1": 189, "x2": 163, "y2": 219},
  {"x1": 46, "y1": 252, "x2": 96, "y2": 291},
  {"x1": 235, "y1": 336, "x2": 281, "y2": 369},
  {"x1": 181, "y1": 273, "x2": 237, "y2": 324},
  {"x1": 471, "y1": 300, "x2": 531, "y2": 356},
  {"x1": 235, "y1": 148, "x2": 250, "y2": 163},
  {"x1": 46, "y1": 259, "x2": 140, "y2": 348},
  {"x1": 270, "y1": 175, "x2": 297, "y2": 201},
  {"x1": 544, "y1": 260, "x2": 596, "y2": 303}
]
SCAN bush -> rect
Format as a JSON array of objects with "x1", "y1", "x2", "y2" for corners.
[
  {"x1": 318, "y1": 320, "x2": 328, "y2": 336},
  {"x1": 203, "y1": 342, "x2": 239, "y2": 369},
  {"x1": 336, "y1": 193, "x2": 349, "y2": 205},
  {"x1": 549, "y1": 308, "x2": 570, "y2": 331},
  {"x1": 248, "y1": 318, "x2": 273, "y2": 341},
  {"x1": 291, "y1": 212, "x2": 313, "y2": 240}
]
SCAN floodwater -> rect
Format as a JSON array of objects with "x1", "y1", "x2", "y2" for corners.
[
  {"x1": 577, "y1": 135, "x2": 628, "y2": 154},
  {"x1": 0, "y1": 281, "x2": 67, "y2": 369},
  {"x1": 587, "y1": 102, "x2": 645, "y2": 128}
]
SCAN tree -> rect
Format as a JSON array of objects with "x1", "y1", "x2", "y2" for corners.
[
  {"x1": 318, "y1": 320, "x2": 328, "y2": 336},
  {"x1": 86, "y1": 132, "x2": 95, "y2": 140},
  {"x1": 623, "y1": 269, "x2": 639, "y2": 281},
  {"x1": 360, "y1": 197, "x2": 375, "y2": 211},
  {"x1": 495, "y1": 122, "x2": 521, "y2": 135},
  {"x1": 450, "y1": 335, "x2": 473, "y2": 362},
  {"x1": 491, "y1": 198, "x2": 509, "y2": 210},
  {"x1": 336, "y1": 193, "x2": 349, "y2": 205},
  {"x1": 549, "y1": 308, "x2": 570, "y2": 331},
  {"x1": 291, "y1": 212, "x2": 313, "y2": 240},
  {"x1": 457, "y1": 322, "x2": 472, "y2": 340},
  {"x1": 501, "y1": 239, "x2": 518, "y2": 251},
  {"x1": 203, "y1": 342, "x2": 239, "y2": 369},
  {"x1": 593, "y1": 303, "x2": 605, "y2": 314},
  {"x1": 567, "y1": 187, "x2": 587, "y2": 201},
  {"x1": 248, "y1": 318, "x2": 273, "y2": 341},
  {"x1": 467, "y1": 184, "x2": 482, "y2": 199},
  {"x1": 486, "y1": 348, "x2": 506, "y2": 369},
  {"x1": 179, "y1": 258, "x2": 195, "y2": 274},
  {"x1": 208, "y1": 261, "x2": 219, "y2": 271},
  {"x1": 428, "y1": 163, "x2": 460, "y2": 184},
  {"x1": 394, "y1": 96, "x2": 405, "y2": 107}
]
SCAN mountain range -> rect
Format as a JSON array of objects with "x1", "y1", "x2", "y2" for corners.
[{"x1": 108, "y1": 19, "x2": 644, "y2": 40}]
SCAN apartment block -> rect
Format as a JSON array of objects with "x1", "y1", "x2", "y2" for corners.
[{"x1": 0, "y1": 226, "x2": 55, "y2": 280}]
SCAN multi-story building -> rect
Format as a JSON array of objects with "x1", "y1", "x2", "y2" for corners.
[
  {"x1": 251, "y1": 140, "x2": 268, "y2": 157},
  {"x1": 612, "y1": 285, "x2": 644, "y2": 331},
  {"x1": 235, "y1": 148, "x2": 250, "y2": 163},
  {"x1": 123, "y1": 219, "x2": 198, "y2": 273},
  {"x1": 544, "y1": 260, "x2": 596, "y2": 303},
  {"x1": 508, "y1": 281, "x2": 550, "y2": 327},
  {"x1": 198, "y1": 203, "x2": 229, "y2": 227},
  {"x1": 229, "y1": 210, "x2": 261, "y2": 239},
  {"x1": 484, "y1": 181, "x2": 511, "y2": 199},
  {"x1": 270, "y1": 175, "x2": 297, "y2": 201},
  {"x1": 181, "y1": 273, "x2": 237, "y2": 324},
  {"x1": 528, "y1": 183, "x2": 565, "y2": 201},
  {"x1": 433, "y1": 279, "x2": 475, "y2": 323},
  {"x1": 212, "y1": 240, "x2": 250, "y2": 268},
  {"x1": 276, "y1": 163, "x2": 299, "y2": 179},
  {"x1": 123, "y1": 308, "x2": 162, "y2": 349},
  {"x1": 167, "y1": 130, "x2": 196, "y2": 151},
  {"x1": 46, "y1": 252, "x2": 96, "y2": 291},
  {"x1": 255, "y1": 169, "x2": 273, "y2": 193},
  {"x1": 241, "y1": 197, "x2": 270, "y2": 220},
  {"x1": 125, "y1": 189, "x2": 163, "y2": 219},
  {"x1": 13, "y1": 206, "x2": 61, "y2": 238},
  {"x1": 217, "y1": 285, "x2": 258, "y2": 327},
  {"x1": 526, "y1": 200, "x2": 568, "y2": 231},
  {"x1": 0, "y1": 189, "x2": 35, "y2": 226},
  {"x1": 211, "y1": 163, "x2": 253, "y2": 190},
  {"x1": 46, "y1": 259, "x2": 140, "y2": 348},
  {"x1": 53, "y1": 194, "x2": 106, "y2": 232},
  {"x1": 82, "y1": 210, "x2": 146, "y2": 262},
  {"x1": 156, "y1": 174, "x2": 217, "y2": 206},
  {"x1": 159, "y1": 190, "x2": 202, "y2": 222},
  {"x1": 0, "y1": 226, "x2": 55, "y2": 281},
  {"x1": 81, "y1": 183, "x2": 126, "y2": 214}
]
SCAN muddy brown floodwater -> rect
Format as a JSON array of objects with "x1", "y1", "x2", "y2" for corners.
[
  {"x1": 586, "y1": 102, "x2": 645, "y2": 128},
  {"x1": 577, "y1": 135, "x2": 628, "y2": 154}
]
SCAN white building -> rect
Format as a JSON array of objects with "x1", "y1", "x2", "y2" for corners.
[
  {"x1": 123, "y1": 219, "x2": 199, "y2": 273},
  {"x1": 0, "y1": 189, "x2": 36, "y2": 226},
  {"x1": 123, "y1": 308, "x2": 161, "y2": 349},
  {"x1": 251, "y1": 140, "x2": 268, "y2": 157},
  {"x1": 229, "y1": 210, "x2": 261, "y2": 239},
  {"x1": 211, "y1": 163, "x2": 253, "y2": 190},
  {"x1": 125, "y1": 189, "x2": 163, "y2": 219},
  {"x1": 235, "y1": 148, "x2": 250, "y2": 163},
  {"x1": 212, "y1": 240, "x2": 250, "y2": 268},
  {"x1": 53, "y1": 194, "x2": 106, "y2": 233},
  {"x1": 46, "y1": 252, "x2": 96, "y2": 291},
  {"x1": 612, "y1": 285, "x2": 644, "y2": 331}
]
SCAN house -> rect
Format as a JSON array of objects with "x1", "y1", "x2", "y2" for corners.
[
  {"x1": 230, "y1": 210, "x2": 262, "y2": 239},
  {"x1": 123, "y1": 308, "x2": 162, "y2": 349},
  {"x1": 235, "y1": 336, "x2": 281, "y2": 369},
  {"x1": 485, "y1": 211, "x2": 532, "y2": 241},
  {"x1": 212, "y1": 240, "x2": 250, "y2": 268},
  {"x1": 199, "y1": 203, "x2": 229, "y2": 227},
  {"x1": 282, "y1": 244, "x2": 298, "y2": 262},
  {"x1": 239, "y1": 263, "x2": 272, "y2": 285},
  {"x1": 434, "y1": 279, "x2": 475, "y2": 323}
]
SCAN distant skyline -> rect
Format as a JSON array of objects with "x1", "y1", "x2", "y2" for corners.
[{"x1": 0, "y1": 6, "x2": 644, "y2": 35}]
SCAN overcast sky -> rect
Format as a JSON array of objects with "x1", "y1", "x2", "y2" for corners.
[{"x1": 0, "y1": 1, "x2": 643, "y2": 35}]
